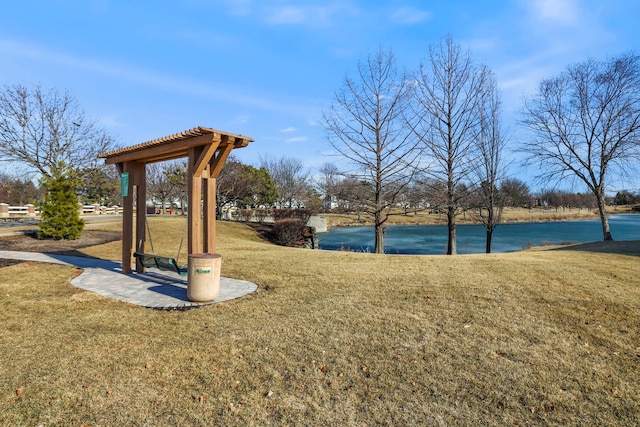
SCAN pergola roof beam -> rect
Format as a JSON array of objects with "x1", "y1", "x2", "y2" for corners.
[{"x1": 98, "y1": 127, "x2": 252, "y2": 165}]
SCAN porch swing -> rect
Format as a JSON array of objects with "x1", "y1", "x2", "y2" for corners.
[{"x1": 133, "y1": 213, "x2": 188, "y2": 276}]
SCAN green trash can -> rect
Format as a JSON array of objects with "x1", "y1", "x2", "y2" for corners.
[{"x1": 187, "y1": 253, "x2": 221, "y2": 302}]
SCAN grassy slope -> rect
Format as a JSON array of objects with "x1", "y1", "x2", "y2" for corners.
[{"x1": 1, "y1": 218, "x2": 639, "y2": 426}]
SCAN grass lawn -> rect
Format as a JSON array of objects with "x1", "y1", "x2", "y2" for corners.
[{"x1": 1, "y1": 217, "x2": 639, "y2": 426}]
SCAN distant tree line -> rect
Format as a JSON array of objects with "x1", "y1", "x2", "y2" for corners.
[
  {"x1": 613, "y1": 190, "x2": 640, "y2": 206},
  {"x1": 4, "y1": 161, "x2": 637, "y2": 214},
  {"x1": 0, "y1": 173, "x2": 43, "y2": 205},
  {"x1": 137, "y1": 155, "x2": 321, "y2": 218},
  {"x1": 315, "y1": 170, "x2": 638, "y2": 213},
  {"x1": 0, "y1": 169, "x2": 121, "y2": 207}
]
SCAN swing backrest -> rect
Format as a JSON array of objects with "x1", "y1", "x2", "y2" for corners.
[
  {"x1": 140, "y1": 213, "x2": 188, "y2": 270},
  {"x1": 134, "y1": 252, "x2": 185, "y2": 276}
]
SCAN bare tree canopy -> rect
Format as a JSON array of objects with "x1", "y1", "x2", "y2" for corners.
[
  {"x1": 316, "y1": 163, "x2": 341, "y2": 198},
  {"x1": 0, "y1": 84, "x2": 116, "y2": 178},
  {"x1": 473, "y1": 73, "x2": 509, "y2": 253},
  {"x1": 260, "y1": 155, "x2": 310, "y2": 208},
  {"x1": 324, "y1": 47, "x2": 419, "y2": 253},
  {"x1": 521, "y1": 52, "x2": 640, "y2": 241},
  {"x1": 411, "y1": 37, "x2": 492, "y2": 254},
  {"x1": 146, "y1": 162, "x2": 186, "y2": 214}
]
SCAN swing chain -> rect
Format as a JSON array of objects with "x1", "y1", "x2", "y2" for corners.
[{"x1": 176, "y1": 216, "x2": 188, "y2": 262}]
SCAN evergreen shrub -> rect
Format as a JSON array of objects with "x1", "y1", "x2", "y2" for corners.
[{"x1": 38, "y1": 170, "x2": 84, "y2": 240}]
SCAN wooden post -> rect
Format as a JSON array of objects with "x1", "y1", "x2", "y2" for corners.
[
  {"x1": 188, "y1": 147, "x2": 203, "y2": 255},
  {"x1": 133, "y1": 162, "x2": 146, "y2": 273},
  {"x1": 203, "y1": 166, "x2": 216, "y2": 253},
  {"x1": 203, "y1": 138, "x2": 233, "y2": 254},
  {"x1": 121, "y1": 162, "x2": 134, "y2": 274}
]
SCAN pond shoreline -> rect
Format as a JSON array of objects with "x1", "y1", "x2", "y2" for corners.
[
  {"x1": 320, "y1": 208, "x2": 638, "y2": 231},
  {"x1": 317, "y1": 213, "x2": 640, "y2": 255}
]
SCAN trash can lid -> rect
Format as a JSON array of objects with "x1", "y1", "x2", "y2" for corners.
[{"x1": 188, "y1": 253, "x2": 222, "y2": 259}]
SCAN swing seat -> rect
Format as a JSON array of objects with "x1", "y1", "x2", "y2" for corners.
[{"x1": 133, "y1": 252, "x2": 187, "y2": 276}]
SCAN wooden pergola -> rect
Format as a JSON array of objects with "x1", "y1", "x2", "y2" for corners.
[{"x1": 99, "y1": 127, "x2": 253, "y2": 274}]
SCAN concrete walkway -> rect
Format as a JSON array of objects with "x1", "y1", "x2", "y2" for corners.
[{"x1": 0, "y1": 250, "x2": 258, "y2": 309}]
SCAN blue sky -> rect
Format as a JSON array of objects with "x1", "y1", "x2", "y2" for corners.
[{"x1": 1, "y1": 0, "x2": 639, "y2": 190}]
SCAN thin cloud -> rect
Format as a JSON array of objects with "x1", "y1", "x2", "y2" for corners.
[
  {"x1": 263, "y1": 3, "x2": 358, "y2": 27},
  {"x1": 390, "y1": 7, "x2": 431, "y2": 25},
  {"x1": 526, "y1": 0, "x2": 580, "y2": 26},
  {"x1": 494, "y1": 49, "x2": 573, "y2": 111},
  {"x1": 231, "y1": 115, "x2": 250, "y2": 125},
  {"x1": 286, "y1": 136, "x2": 307, "y2": 143},
  {"x1": 0, "y1": 38, "x2": 317, "y2": 119},
  {"x1": 281, "y1": 127, "x2": 296, "y2": 133},
  {"x1": 496, "y1": 0, "x2": 614, "y2": 110},
  {"x1": 265, "y1": 6, "x2": 306, "y2": 24},
  {"x1": 212, "y1": 0, "x2": 358, "y2": 27},
  {"x1": 174, "y1": 28, "x2": 235, "y2": 48}
]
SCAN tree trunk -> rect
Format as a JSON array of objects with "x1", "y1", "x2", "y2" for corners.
[
  {"x1": 374, "y1": 222, "x2": 384, "y2": 254},
  {"x1": 596, "y1": 190, "x2": 613, "y2": 241},
  {"x1": 486, "y1": 229, "x2": 493, "y2": 254},
  {"x1": 485, "y1": 207, "x2": 494, "y2": 253},
  {"x1": 447, "y1": 206, "x2": 456, "y2": 255},
  {"x1": 374, "y1": 167, "x2": 384, "y2": 253}
]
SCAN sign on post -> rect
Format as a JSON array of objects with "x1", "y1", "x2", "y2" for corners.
[{"x1": 120, "y1": 172, "x2": 129, "y2": 197}]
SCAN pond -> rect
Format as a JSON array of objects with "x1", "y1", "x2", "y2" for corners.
[{"x1": 317, "y1": 214, "x2": 640, "y2": 255}]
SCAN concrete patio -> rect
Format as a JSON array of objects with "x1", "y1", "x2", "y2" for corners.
[{"x1": 0, "y1": 250, "x2": 258, "y2": 309}]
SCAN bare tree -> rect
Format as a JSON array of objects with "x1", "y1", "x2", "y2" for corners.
[
  {"x1": 324, "y1": 47, "x2": 420, "y2": 253},
  {"x1": 411, "y1": 37, "x2": 491, "y2": 254},
  {"x1": 337, "y1": 177, "x2": 372, "y2": 220},
  {"x1": 217, "y1": 156, "x2": 253, "y2": 214},
  {"x1": 165, "y1": 162, "x2": 188, "y2": 214},
  {"x1": 316, "y1": 162, "x2": 343, "y2": 211},
  {"x1": 0, "y1": 84, "x2": 116, "y2": 178},
  {"x1": 521, "y1": 53, "x2": 640, "y2": 241},
  {"x1": 146, "y1": 163, "x2": 176, "y2": 214},
  {"x1": 260, "y1": 155, "x2": 310, "y2": 208},
  {"x1": 473, "y1": 73, "x2": 508, "y2": 253}
]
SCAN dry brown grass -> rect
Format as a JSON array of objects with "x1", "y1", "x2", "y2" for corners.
[
  {"x1": 322, "y1": 206, "x2": 637, "y2": 228},
  {"x1": 1, "y1": 217, "x2": 639, "y2": 426}
]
